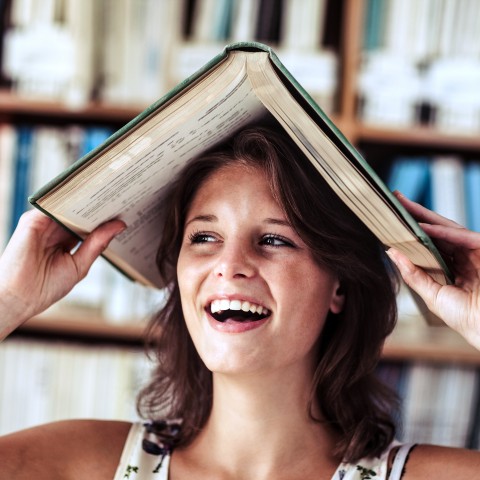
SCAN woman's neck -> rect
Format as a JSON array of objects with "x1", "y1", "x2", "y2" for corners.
[{"x1": 173, "y1": 367, "x2": 340, "y2": 480}]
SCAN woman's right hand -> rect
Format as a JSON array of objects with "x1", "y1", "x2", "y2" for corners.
[
  {"x1": 388, "y1": 192, "x2": 480, "y2": 350},
  {"x1": 0, "y1": 210, "x2": 126, "y2": 340}
]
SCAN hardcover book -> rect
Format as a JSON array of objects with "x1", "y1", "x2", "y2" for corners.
[{"x1": 29, "y1": 42, "x2": 452, "y2": 323}]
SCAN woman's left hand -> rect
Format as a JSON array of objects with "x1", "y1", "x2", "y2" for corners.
[{"x1": 387, "y1": 192, "x2": 480, "y2": 350}]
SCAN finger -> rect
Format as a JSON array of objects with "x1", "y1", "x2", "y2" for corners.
[
  {"x1": 386, "y1": 247, "x2": 443, "y2": 313},
  {"x1": 420, "y1": 223, "x2": 480, "y2": 251},
  {"x1": 394, "y1": 191, "x2": 462, "y2": 228},
  {"x1": 71, "y1": 220, "x2": 126, "y2": 279}
]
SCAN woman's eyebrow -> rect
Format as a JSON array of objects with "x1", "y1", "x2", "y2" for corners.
[
  {"x1": 264, "y1": 218, "x2": 291, "y2": 227},
  {"x1": 185, "y1": 214, "x2": 217, "y2": 227},
  {"x1": 184, "y1": 216, "x2": 291, "y2": 227}
]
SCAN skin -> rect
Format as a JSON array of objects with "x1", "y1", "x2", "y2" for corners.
[
  {"x1": 177, "y1": 163, "x2": 344, "y2": 376},
  {"x1": 0, "y1": 182, "x2": 480, "y2": 478},
  {"x1": 174, "y1": 164, "x2": 345, "y2": 479}
]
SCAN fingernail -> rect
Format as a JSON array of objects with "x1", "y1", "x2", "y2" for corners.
[{"x1": 387, "y1": 249, "x2": 414, "y2": 274}]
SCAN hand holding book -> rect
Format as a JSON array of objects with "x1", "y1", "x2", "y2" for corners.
[
  {"x1": 388, "y1": 192, "x2": 480, "y2": 349},
  {"x1": 0, "y1": 210, "x2": 125, "y2": 340}
]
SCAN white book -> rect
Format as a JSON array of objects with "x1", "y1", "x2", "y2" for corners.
[
  {"x1": 402, "y1": 363, "x2": 441, "y2": 443},
  {"x1": 134, "y1": 0, "x2": 178, "y2": 102},
  {"x1": 109, "y1": 348, "x2": 136, "y2": 419},
  {"x1": 30, "y1": 127, "x2": 71, "y2": 193},
  {"x1": 191, "y1": 0, "x2": 219, "y2": 42},
  {"x1": 432, "y1": 366, "x2": 477, "y2": 447},
  {"x1": 22, "y1": 340, "x2": 54, "y2": 429},
  {"x1": 408, "y1": 0, "x2": 432, "y2": 61},
  {"x1": 230, "y1": 0, "x2": 259, "y2": 41},
  {"x1": 430, "y1": 156, "x2": 467, "y2": 227},
  {"x1": 438, "y1": 0, "x2": 456, "y2": 57},
  {"x1": 10, "y1": 0, "x2": 35, "y2": 27},
  {"x1": 280, "y1": 0, "x2": 327, "y2": 50},
  {"x1": 384, "y1": 0, "x2": 414, "y2": 57},
  {"x1": 51, "y1": 343, "x2": 77, "y2": 422},
  {"x1": 99, "y1": 0, "x2": 130, "y2": 103},
  {"x1": 64, "y1": 0, "x2": 96, "y2": 105}
]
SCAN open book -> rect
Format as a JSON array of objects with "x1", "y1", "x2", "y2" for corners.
[{"x1": 29, "y1": 42, "x2": 452, "y2": 315}]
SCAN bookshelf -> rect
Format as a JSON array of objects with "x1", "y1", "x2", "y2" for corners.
[
  {"x1": 1, "y1": 0, "x2": 480, "y2": 449},
  {"x1": 1, "y1": 0, "x2": 480, "y2": 365},
  {"x1": 0, "y1": 91, "x2": 143, "y2": 125},
  {"x1": 14, "y1": 311, "x2": 480, "y2": 366}
]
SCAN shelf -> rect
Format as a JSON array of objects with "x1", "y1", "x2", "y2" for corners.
[
  {"x1": 383, "y1": 323, "x2": 480, "y2": 366},
  {"x1": 356, "y1": 123, "x2": 480, "y2": 152},
  {"x1": 0, "y1": 91, "x2": 144, "y2": 125},
  {"x1": 15, "y1": 312, "x2": 480, "y2": 365},
  {"x1": 18, "y1": 311, "x2": 145, "y2": 344}
]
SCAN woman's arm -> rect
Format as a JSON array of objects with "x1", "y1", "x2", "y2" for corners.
[
  {"x1": 387, "y1": 191, "x2": 480, "y2": 349},
  {"x1": 402, "y1": 444, "x2": 480, "y2": 479},
  {"x1": 0, "y1": 209, "x2": 125, "y2": 340}
]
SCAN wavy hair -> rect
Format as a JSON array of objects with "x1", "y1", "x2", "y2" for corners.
[{"x1": 137, "y1": 126, "x2": 399, "y2": 462}]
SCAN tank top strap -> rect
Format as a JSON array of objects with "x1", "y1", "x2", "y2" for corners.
[
  {"x1": 388, "y1": 443, "x2": 417, "y2": 480},
  {"x1": 114, "y1": 420, "x2": 182, "y2": 480}
]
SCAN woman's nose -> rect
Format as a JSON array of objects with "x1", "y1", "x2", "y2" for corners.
[{"x1": 213, "y1": 242, "x2": 256, "y2": 280}]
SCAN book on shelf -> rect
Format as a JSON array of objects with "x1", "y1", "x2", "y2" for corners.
[
  {"x1": 29, "y1": 42, "x2": 451, "y2": 323},
  {"x1": 430, "y1": 156, "x2": 467, "y2": 227},
  {"x1": 465, "y1": 161, "x2": 480, "y2": 233},
  {"x1": 0, "y1": 337, "x2": 151, "y2": 435}
]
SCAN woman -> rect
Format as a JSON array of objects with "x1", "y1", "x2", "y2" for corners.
[{"x1": 1, "y1": 128, "x2": 479, "y2": 479}]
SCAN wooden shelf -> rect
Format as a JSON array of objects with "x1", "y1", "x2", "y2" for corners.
[
  {"x1": 383, "y1": 323, "x2": 480, "y2": 366},
  {"x1": 4, "y1": 0, "x2": 480, "y2": 366},
  {"x1": 356, "y1": 123, "x2": 480, "y2": 152},
  {"x1": 0, "y1": 91, "x2": 144, "y2": 125},
  {"x1": 15, "y1": 312, "x2": 480, "y2": 365},
  {"x1": 18, "y1": 311, "x2": 145, "y2": 344}
]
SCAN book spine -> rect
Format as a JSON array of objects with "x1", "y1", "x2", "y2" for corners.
[
  {"x1": 0, "y1": 337, "x2": 150, "y2": 434},
  {"x1": 10, "y1": 124, "x2": 33, "y2": 235}
]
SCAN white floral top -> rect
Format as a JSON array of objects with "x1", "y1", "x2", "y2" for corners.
[{"x1": 114, "y1": 421, "x2": 415, "y2": 480}]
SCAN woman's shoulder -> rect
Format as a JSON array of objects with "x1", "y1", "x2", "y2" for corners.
[
  {"x1": 339, "y1": 443, "x2": 480, "y2": 480},
  {"x1": 0, "y1": 419, "x2": 132, "y2": 480},
  {"x1": 401, "y1": 444, "x2": 480, "y2": 479}
]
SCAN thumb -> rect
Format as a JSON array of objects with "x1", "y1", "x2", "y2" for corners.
[
  {"x1": 386, "y1": 248, "x2": 442, "y2": 314},
  {"x1": 72, "y1": 220, "x2": 126, "y2": 279}
]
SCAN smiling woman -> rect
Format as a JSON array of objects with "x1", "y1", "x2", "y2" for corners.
[
  {"x1": 2, "y1": 125, "x2": 480, "y2": 479},
  {"x1": 137, "y1": 127, "x2": 399, "y2": 466}
]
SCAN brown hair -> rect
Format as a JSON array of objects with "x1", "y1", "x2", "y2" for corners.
[{"x1": 137, "y1": 126, "x2": 399, "y2": 462}]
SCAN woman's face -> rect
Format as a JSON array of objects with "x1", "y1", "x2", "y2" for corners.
[{"x1": 177, "y1": 163, "x2": 344, "y2": 376}]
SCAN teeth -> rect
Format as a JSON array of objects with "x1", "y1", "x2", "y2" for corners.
[
  {"x1": 210, "y1": 299, "x2": 269, "y2": 315},
  {"x1": 219, "y1": 299, "x2": 230, "y2": 311},
  {"x1": 230, "y1": 300, "x2": 241, "y2": 310}
]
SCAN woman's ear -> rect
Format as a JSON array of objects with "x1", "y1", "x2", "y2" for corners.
[{"x1": 329, "y1": 280, "x2": 345, "y2": 314}]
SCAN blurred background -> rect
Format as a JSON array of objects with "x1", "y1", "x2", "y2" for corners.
[{"x1": 0, "y1": 0, "x2": 479, "y2": 451}]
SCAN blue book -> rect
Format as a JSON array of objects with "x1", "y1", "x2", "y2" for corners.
[
  {"x1": 465, "y1": 161, "x2": 480, "y2": 232},
  {"x1": 364, "y1": 0, "x2": 387, "y2": 50},
  {"x1": 214, "y1": 0, "x2": 234, "y2": 41},
  {"x1": 387, "y1": 157, "x2": 430, "y2": 205},
  {"x1": 81, "y1": 126, "x2": 114, "y2": 158},
  {"x1": 10, "y1": 126, "x2": 34, "y2": 235}
]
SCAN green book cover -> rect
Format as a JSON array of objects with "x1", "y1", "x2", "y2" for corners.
[{"x1": 29, "y1": 42, "x2": 452, "y2": 301}]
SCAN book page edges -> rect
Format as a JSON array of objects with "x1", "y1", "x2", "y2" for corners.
[
  {"x1": 31, "y1": 203, "x2": 153, "y2": 287},
  {"x1": 262, "y1": 46, "x2": 452, "y2": 285},
  {"x1": 28, "y1": 47, "x2": 234, "y2": 206}
]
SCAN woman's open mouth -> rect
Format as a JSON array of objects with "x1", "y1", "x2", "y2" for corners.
[{"x1": 208, "y1": 299, "x2": 271, "y2": 323}]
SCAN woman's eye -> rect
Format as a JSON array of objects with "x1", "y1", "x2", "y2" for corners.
[
  {"x1": 260, "y1": 234, "x2": 294, "y2": 248},
  {"x1": 188, "y1": 231, "x2": 217, "y2": 244}
]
